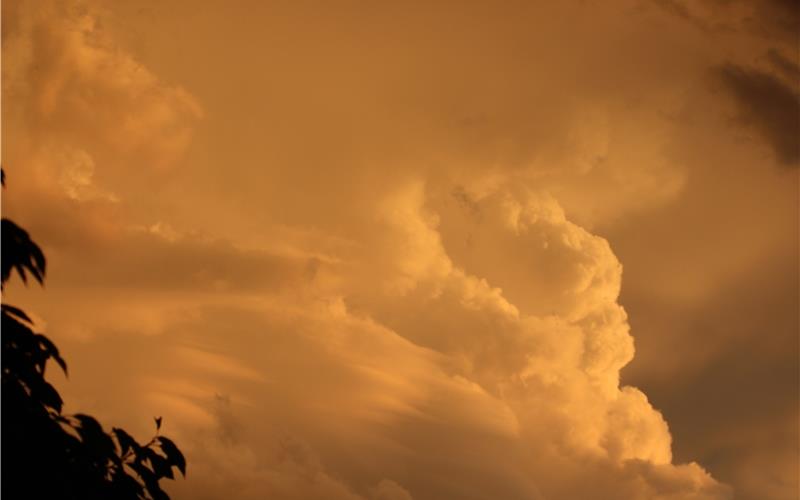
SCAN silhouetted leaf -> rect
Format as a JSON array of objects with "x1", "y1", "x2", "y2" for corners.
[
  {"x1": 1, "y1": 218, "x2": 46, "y2": 287},
  {"x1": 112, "y1": 466, "x2": 146, "y2": 499},
  {"x1": 113, "y1": 428, "x2": 140, "y2": 457},
  {"x1": 36, "y1": 380, "x2": 64, "y2": 413},
  {"x1": 1, "y1": 305, "x2": 35, "y2": 338},
  {"x1": 35, "y1": 334, "x2": 68, "y2": 375},
  {"x1": 157, "y1": 436, "x2": 186, "y2": 477},
  {"x1": 129, "y1": 459, "x2": 169, "y2": 500},
  {"x1": 74, "y1": 414, "x2": 116, "y2": 458},
  {"x1": 150, "y1": 485, "x2": 170, "y2": 500},
  {"x1": 2, "y1": 178, "x2": 184, "y2": 499},
  {"x1": 1, "y1": 304, "x2": 32, "y2": 324},
  {"x1": 146, "y1": 448, "x2": 174, "y2": 480}
]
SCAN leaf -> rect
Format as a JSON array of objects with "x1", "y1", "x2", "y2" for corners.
[
  {"x1": 1, "y1": 218, "x2": 46, "y2": 287},
  {"x1": 74, "y1": 414, "x2": 103, "y2": 433},
  {"x1": 157, "y1": 436, "x2": 186, "y2": 477},
  {"x1": 36, "y1": 380, "x2": 64, "y2": 413},
  {"x1": 146, "y1": 449, "x2": 174, "y2": 480},
  {"x1": 154, "y1": 416, "x2": 162, "y2": 431},
  {"x1": 35, "y1": 334, "x2": 68, "y2": 375},
  {"x1": 73, "y1": 413, "x2": 116, "y2": 458},
  {"x1": 129, "y1": 459, "x2": 169, "y2": 500},
  {"x1": 113, "y1": 428, "x2": 140, "y2": 457},
  {"x1": 128, "y1": 459, "x2": 158, "y2": 489},
  {"x1": 13, "y1": 263, "x2": 28, "y2": 284},
  {"x1": 149, "y1": 485, "x2": 170, "y2": 500},
  {"x1": 111, "y1": 466, "x2": 145, "y2": 499},
  {"x1": 1, "y1": 304, "x2": 32, "y2": 324}
]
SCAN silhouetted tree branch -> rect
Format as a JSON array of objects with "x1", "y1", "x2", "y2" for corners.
[{"x1": 1, "y1": 170, "x2": 186, "y2": 499}]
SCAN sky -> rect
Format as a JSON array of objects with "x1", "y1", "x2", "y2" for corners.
[{"x1": 2, "y1": 1, "x2": 798, "y2": 499}]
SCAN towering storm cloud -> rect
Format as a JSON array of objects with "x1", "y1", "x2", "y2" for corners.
[{"x1": 2, "y1": 1, "x2": 796, "y2": 499}]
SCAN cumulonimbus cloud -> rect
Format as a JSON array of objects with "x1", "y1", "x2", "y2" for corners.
[{"x1": 2, "y1": 1, "x2": 757, "y2": 499}]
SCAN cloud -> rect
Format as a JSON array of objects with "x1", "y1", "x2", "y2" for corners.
[
  {"x1": 2, "y1": 0, "x2": 203, "y2": 210},
  {"x1": 765, "y1": 48, "x2": 800, "y2": 82},
  {"x1": 651, "y1": 0, "x2": 800, "y2": 43},
  {"x1": 12, "y1": 0, "x2": 799, "y2": 499},
  {"x1": 371, "y1": 480, "x2": 414, "y2": 500},
  {"x1": 646, "y1": 0, "x2": 799, "y2": 169},
  {"x1": 622, "y1": 249, "x2": 799, "y2": 500},
  {"x1": 716, "y1": 63, "x2": 800, "y2": 166},
  {"x1": 28, "y1": 181, "x2": 732, "y2": 499}
]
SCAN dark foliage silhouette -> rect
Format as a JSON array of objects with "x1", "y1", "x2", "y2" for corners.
[{"x1": 1, "y1": 172, "x2": 186, "y2": 499}]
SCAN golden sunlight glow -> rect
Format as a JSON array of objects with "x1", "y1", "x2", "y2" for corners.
[{"x1": 2, "y1": 1, "x2": 797, "y2": 499}]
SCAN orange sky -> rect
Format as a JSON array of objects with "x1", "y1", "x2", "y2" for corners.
[{"x1": 2, "y1": 1, "x2": 798, "y2": 499}]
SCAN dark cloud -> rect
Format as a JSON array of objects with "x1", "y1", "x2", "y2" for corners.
[
  {"x1": 622, "y1": 250, "x2": 800, "y2": 500},
  {"x1": 652, "y1": 0, "x2": 694, "y2": 21},
  {"x1": 760, "y1": 0, "x2": 800, "y2": 40},
  {"x1": 651, "y1": 0, "x2": 799, "y2": 43},
  {"x1": 765, "y1": 48, "x2": 800, "y2": 82},
  {"x1": 717, "y1": 63, "x2": 800, "y2": 166}
]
